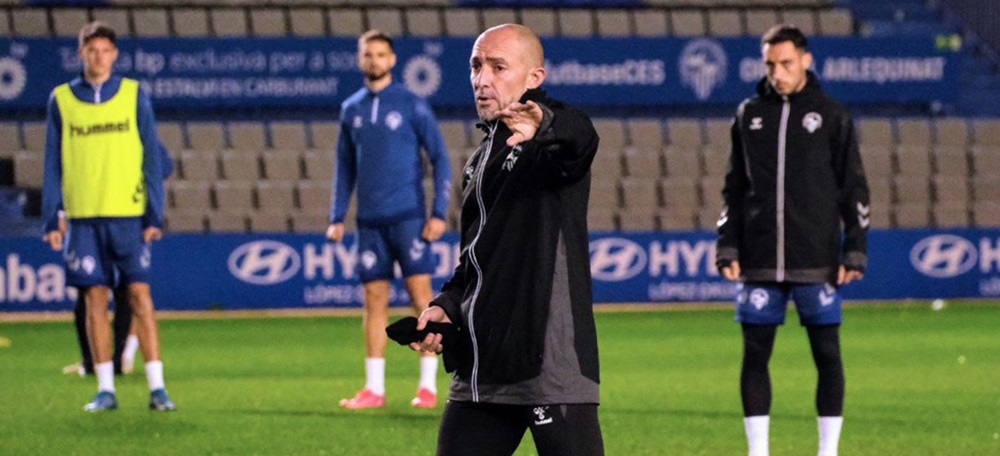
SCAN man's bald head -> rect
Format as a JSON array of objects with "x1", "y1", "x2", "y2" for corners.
[{"x1": 477, "y1": 24, "x2": 544, "y2": 68}]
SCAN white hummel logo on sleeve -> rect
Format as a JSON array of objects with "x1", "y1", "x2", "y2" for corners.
[{"x1": 857, "y1": 202, "x2": 871, "y2": 228}]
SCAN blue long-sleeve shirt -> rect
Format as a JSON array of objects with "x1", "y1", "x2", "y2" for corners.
[
  {"x1": 41, "y1": 74, "x2": 165, "y2": 232},
  {"x1": 330, "y1": 82, "x2": 451, "y2": 226}
]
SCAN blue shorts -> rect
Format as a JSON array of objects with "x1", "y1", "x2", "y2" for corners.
[
  {"x1": 356, "y1": 218, "x2": 434, "y2": 283},
  {"x1": 64, "y1": 218, "x2": 151, "y2": 288},
  {"x1": 735, "y1": 282, "x2": 843, "y2": 326}
]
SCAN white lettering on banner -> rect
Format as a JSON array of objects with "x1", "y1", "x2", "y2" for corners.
[
  {"x1": 820, "y1": 57, "x2": 946, "y2": 84},
  {"x1": 228, "y1": 241, "x2": 301, "y2": 285},
  {"x1": 303, "y1": 284, "x2": 364, "y2": 305},
  {"x1": 589, "y1": 238, "x2": 647, "y2": 281},
  {"x1": 545, "y1": 59, "x2": 666, "y2": 86},
  {"x1": 269, "y1": 52, "x2": 307, "y2": 74},
  {"x1": 648, "y1": 240, "x2": 717, "y2": 277},
  {"x1": 740, "y1": 58, "x2": 765, "y2": 82},
  {"x1": 979, "y1": 238, "x2": 1000, "y2": 273},
  {"x1": 169, "y1": 49, "x2": 267, "y2": 73},
  {"x1": 979, "y1": 277, "x2": 1000, "y2": 296},
  {"x1": 647, "y1": 280, "x2": 738, "y2": 301},
  {"x1": 150, "y1": 77, "x2": 338, "y2": 99},
  {"x1": 303, "y1": 243, "x2": 333, "y2": 280},
  {"x1": 909, "y1": 235, "x2": 978, "y2": 278},
  {"x1": 326, "y1": 51, "x2": 356, "y2": 71},
  {"x1": 134, "y1": 49, "x2": 166, "y2": 75},
  {"x1": 0, "y1": 254, "x2": 74, "y2": 304},
  {"x1": 0, "y1": 56, "x2": 27, "y2": 100},
  {"x1": 432, "y1": 242, "x2": 458, "y2": 278}
]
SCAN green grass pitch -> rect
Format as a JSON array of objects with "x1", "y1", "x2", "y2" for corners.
[{"x1": 1, "y1": 301, "x2": 998, "y2": 455}]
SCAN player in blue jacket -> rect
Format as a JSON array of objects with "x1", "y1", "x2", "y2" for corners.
[{"x1": 326, "y1": 30, "x2": 452, "y2": 409}]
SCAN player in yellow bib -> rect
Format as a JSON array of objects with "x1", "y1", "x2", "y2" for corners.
[{"x1": 41, "y1": 21, "x2": 175, "y2": 412}]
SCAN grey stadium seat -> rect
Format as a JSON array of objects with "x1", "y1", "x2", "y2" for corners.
[
  {"x1": 91, "y1": 9, "x2": 131, "y2": 36},
  {"x1": 165, "y1": 210, "x2": 206, "y2": 233},
  {"x1": 596, "y1": 10, "x2": 631, "y2": 37},
  {"x1": 699, "y1": 176, "x2": 725, "y2": 211},
  {"x1": 708, "y1": 9, "x2": 742, "y2": 37},
  {"x1": 482, "y1": 9, "x2": 517, "y2": 30},
  {"x1": 857, "y1": 118, "x2": 894, "y2": 146},
  {"x1": 212, "y1": 181, "x2": 255, "y2": 210},
  {"x1": 587, "y1": 208, "x2": 617, "y2": 232},
  {"x1": 862, "y1": 145, "x2": 894, "y2": 178},
  {"x1": 666, "y1": 118, "x2": 703, "y2": 149},
  {"x1": 132, "y1": 9, "x2": 170, "y2": 37},
  {"x1": 328, "y1": 8, "x2": 365, "y2": 37},
  {"x1": 0, "y1": 9, "x2": 9, "y2": 37},
  {"x1": 817, "y1": 8, "x2": 853, "y2": 36},
  {"x1": 660, "y1": 177, "x2": 700, "y2": 210},
  {"x1": 933, "y1": 146, "x2": 969, "y2": 176},
  {"x1": 296, "y1": 180, "x2": 332, "y2": 211},
  {"x1": 178, "y1": 150, "x2": 219, "y2": 182},
  {"x1": 781, "y1": 9, "x2": 816, "y2": 36},
  {"x1": 623, "y1": 150, "x2": 664, "y2": 179},
  {"x1": 12, "y1": 9, "x2": 49, "y2": 37},
  {"x1": 893, "y1": 202, "x2": 930, "y2": 228},
  {"x1": 270, "y1": 122, "x2": 309, "y2": 151},
  {"x1": 593, "y1": 119, "x2": 626, "y2": 153},
  {"x1": 867, "y1": 179, "x2": 892, "y2": 208},
  {"x1": 663, "y1": 147, "x2": 702, "y2": 178},
  {"x1": 0, "y1": 123, "x2": 22, "y2": 151},
  {"x1": 634, "y1": 10, "x2": 668, "y2": 37},
  {"x1": 365, "y1": 9, "x2": 403, "y2": 37},
  {"x1": 256, "y1": 181, "x2": 296, "y2": 210},
  {"x1": 972, "y1": 119, "x2": 1000, "y2": 148},
  {"x1": 22, "y1": 122, "x2": 47, "y2": 152},
  {"x1": 626, "y1": 119, "x2": 665, "y2": 154},
  {"x1": 620, "y1": 177, "x2": 660, "y2": 209},
  {"x1": 186, "y1": 122, "x2": 226, "y2": 151},
  {"x1": 169, "y1": 181, "x2": 212, "y2": 212},
  {"x1": 290, "y1": 8, "x2": 326, "y2": 36},
  {"x1": 701, "y1": 145, "x2": 730, "y2": 177},
  {"x1": 290, "y1": 211, "x2": 330, "y2": 234},
  {"x1": 52, "y1": 8, "x2": 90, "y2": 37},
  {"x1": 670, "y1": 10, "x2": 705, "y2": 37},
  {"x1": 896, "y1": 118, "x2": 931, "y2": 146},
  {"x1": 589, "y1": 179, "x2": 620, "y2": 211},
  {"x1": 250, "y1": 210, "x2": 291, "y2": 233},
  {"x1": 520, "y1": 9, "x2": 557, "y2": 37},
  {"x1": 558, "y1": 9, "x2": 593, "y2": 37},
  {"x1": 309, "y1": 121, "x2": 340, "y2": 150},
  {"x1": 745, "y1": 9, "x2": 779, "y2": 36},
  {"x1": 227, "y1": 122, "x2": 267, "y2": 151},
  {"x1": 895, "y1": 145, "x2": 932, "y2": 177},
  {"x1": 618, "y1": 207, "x2": 657, "y2": 231},
  {"x1": 261, "y1": 151, "x2": 302, "y2": 180},
  {"x1": 406, "y1": 8, "x2": 442, "y2": 37},
  {"x1": 934, "y1": 118, "x2": 970, "y2": 148},
  {"x1": 933, "y1": 205, "x2": 969, "y2": 228},
  {"x1": 157, "y1": 122, "x2": 186, "y2": 152},
  {"x1": 657, "y1": 207, "x2": 697, "y2": 231},
  {"x1": 932, "y1": 175, "x2": 969, "y2": 205},
  {"x1": 173, "y1": 8, "x2": 210, "y2": 37},
  {"x1": 207, "y1": 211, "x2": 248, "y2": 233},
  {"x1": 972, "y1": 202, "x2": 1000, "y2": 227},
  {"x1": 220, "y1": 150, "x2": 261, "y2": 181},
  {"x1": 893, "y1": 176, "x2": 931, "y2": 205},
  {"x1": 251, "y1": 9, "x2": 287, "y2": 37},
  {"x1": 303, "y1": 150, "x2": 334, "y2": 181},
  {"x1": 210, "y1": 8, "x2": 248, "y2": 37},
  {"x1": 444, "y1": 9, "x2": 480, "y2": 37},
  {"x1": 14, "y1": 151, "x2": 43, "y2": 188},
  {"x1": 971, "y1": 145, "x2": 1000, "y2": 176}
]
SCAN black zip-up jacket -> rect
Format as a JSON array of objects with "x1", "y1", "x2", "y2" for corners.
[
  {"x1": 717, "y1": 73, "x2": 870, "y2": 284},
  {"x1": 431, "y1": 88, "x2": 600, "y2": 402}
]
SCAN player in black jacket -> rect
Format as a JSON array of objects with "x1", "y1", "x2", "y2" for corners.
[
  {"x1": 716, "y1": 25, "x2": 869, "y2": 456},
  {"x1": 410, "y1": 24, "x2": 603, "y2": 456}
]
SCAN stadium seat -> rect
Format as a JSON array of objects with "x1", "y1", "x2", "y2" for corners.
[
  {"x1": 249, "y1": 210, "x2": 290, "y2": 233},
  {"x1": 0, "y1": 123, "x2": 22, "y2": 152},
  {"x1": 663, "y1": 147, "x2": 701, "y2": 178},
  {"x1": 932, "y1": 205, "x2": 969, "y2": 228},
  {"x1": 587, "y1": 208, "x2": 617, "y2": 232},
  {"x1": 708, "y1": 9, "x2": 742, "y2": 36},
  {"x1": 169, "y1": 181, "x2": 212, "y2": 212},
  {"x1": 365, "y1": 8, "x2": 404, "y2": 37},
  {"x1": 558, "y1": 9, "x2": 594, "y2": 37},
  {"x1": 186, "y1": 122, "x2": 226, "y2": 151},
  {"x1": 591, "y1": 147, "x2": 623, "y2": 180},
  {"x1": 933, "y1": 175, "x2": 969, "y2": 205},
  {"x1": 213, "y1": 181, "x2": 255, "y2": 210},
  {"x1": 896, "y1": 119, "x2": 932, "y2": 146},
  {"x1": 210, "y1": 8, "x2": 248, "y2": 37},
  {"x1": 296, "y1": 180, "x2": 332, "y2": 211},
  {"x1": 207, "y1": 211, "x2": 248, "y2": 233},
  {"x1": 660, "y1": 177, "x2": 700, "y2": 209},
  {"x1": 520, "y1": 9, "x2": 557, "y2": 37},
  {"x1": 178, "y1": 150, "x2": 219, "y2": 182},
  {"x1": 290, "y1": 210, "x2": 329, "y2": 233},
  {"x1": 52, "y1": 8, "x2": 89, "y2": 37},
  {"x1": 670, "y1": 10, "x2": 705, "y2": 36},
  {"x1": 862, "y1": 145, "x2": 894, "y2": 178},
  {"x1": 303, "y1": 150, "x2": 334, "y2": 181},
  {"x1": 932, "y1": 147, "x2": 969, "y2": 176},
  {"x1": 971, "y1": 201, "x2": 1000, "y2": 227},
  {"x1": 596, "y1": 9, "x2": 631, "y2": 37},
  {"x1": 270, "y1": 122, "x2": 309, "y2": 151},
  {"x1": 817, "y1": 8, "x2": 853, "y2": 36},
  {"x1": 893, "y1": 203, "x2": 930, "y2": 228},
  {"x1": 440, "y1": 120, "x2": 470, "y2": 151},
  {"x1": 697, "y1": 206, "x2": 723, "y2": 231},
  {"x1": 220, "y1": 150, "x2": 261, "y2": 181},
  {"x1": 256, "y1": 181, "x2": 296, "y2": 210},
  {"x1": 621, "y1": 177, "x2": 660, "y2": 209},
  {"x1": 623, "y1": 150, "x2": 664, "y2": 178},
  {"x1": 309, "y1": 121, "x2": 340, "y2": 150},
  {"x1": 972, "y1": 176, "x2": 1000, "y2": 203},
  {"x1": 164, "y1": 210, "x2": 206, "y2": 233},
  {"x1": 971, "y1": 119, "x2": 1000, "y2": 148},
  {"x1": 867, "y1": 178, "x2": 892, "y2": 208},
  {"x1": 589, "y1": 179, "x2": 620, "y2": 211},
  {"x1": 0, "y1": 9, "x2": 11, "y2": 37},
  {"x1": 251, "y1": 9, "x2": 287, "y2": 36},
  {"x1": 666, "y1": 118, "x2": 703, "y2": 149},
  {"x1": 22, "y1": 123, "x2": 46, "y2": 152},
  {"x1": 290, "y1": 8, "x2": 326, "y2": 36},
  {"x1": 701, "y1": 145, "x2": 729, "y2": 178},
  {"x1": 132, "y1": 9, "x2": 170, "y2": 37},
  {"x1": 328, "y1": 8, "x2": 364, "y2": 37},
  {"x1": 593, "y1": 119, "x2": 626, "y2": 153},
  {"x1": 745, "y1": 9, "x2": 779, "y2": 36},
  {"x1": 13, "y1": 151, "x2": 43, "y2": 188},
  {"x1": 227, "y1": 122, "x2": 267, "y2": 151},
  {"x1": 893, "y1": 176, "x2": 931, "y2": 205},
  {"x1": 634, "y1": 9, "x2": 669, "y2": 37},
  {"x1": 970, "y1": 145, "x2": 1000, "y2": 176},
  {"x1": 261, "y1": 151, "x2": 303, "y2": 180},
  {"x1": 405, "y1": 8, "x2": 442, "y2": 37},
  {"x1": 89, "y1": 9, "x2": 131, "y2": 38},
  {"x1": 618, "y1": 207, "x2": 657, "y2": 231},
  {"x1": 657, "y1": 207, "x2": 697, "y2": 231},
  {"x1": 699, "y1": 176, "x2": 725, "y2": 211},
  {"x1": 158, "y1": 122, "x2": 186, "y2": 152},
  {"x1": 858, "y1": 118, "x2": 894, "y2": 146},
  {"x1": 626, "y1": 119, "x2": 665, "y2": 154},
  {"x1": 173, "y1": 8, "x2": 210, "y2": 37},
  {"x1": 934, "y1": 118, "x2": 970, "y2": 148},
  {"x1": 895, "y1": 145, "x2": 932, "y2": 177},
  {"x1": 443, "y1": 9, "x2": 479, "y2": 37},
  {"x1": 868, "y1": 205, "x2": 892, "y2": 228},
  {"x1": 482, "y1": 9, "x2": 517, "y2": 30},
  {"x1": 12, "y1": 9, "x2": 49, "y2": 37},
  {"x1": 781, "y1": 9, "x2": 816, "y2": 36}
]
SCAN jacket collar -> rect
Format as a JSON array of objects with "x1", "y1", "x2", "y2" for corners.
[{"x1": 756, "y1": 70, "x2": 821, "y2": 100}]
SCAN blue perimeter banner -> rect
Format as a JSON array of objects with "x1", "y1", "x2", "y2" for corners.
[
  {"x1": 2, "y1": 228, "x2": 998, "y2": 312},
  {"x1": 0, "y1": 35, "x2": 956, "y2": 110}
]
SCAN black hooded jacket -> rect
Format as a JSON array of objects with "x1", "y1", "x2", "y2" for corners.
[
  {"x1": 431, "y1": 88, "x2": 600, "y2": 402},
  {"x1": 717, "y1": 72, "x2": 870, "y2": 283}
]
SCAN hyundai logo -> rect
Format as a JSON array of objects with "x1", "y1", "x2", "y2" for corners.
[
  {"x1": 589, "y1": 238, "x2": 647, "y2": 281},
  {"x1": 228, "y1": 241, "x2": 301, "y2": 285},
  {"x1": 910, "y1": 235, "x2": 977, "y2": 279}
]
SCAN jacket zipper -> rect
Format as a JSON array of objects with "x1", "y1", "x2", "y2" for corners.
[
  {"x1": 370, "y1": 95, "x2": 380, "y2": 124},
  {"x1": 776, "y1": 97, "x2": 790, "y2": 282},
  {"x1": 463, "y1": 122, "x2": 498, "y2": 402}
]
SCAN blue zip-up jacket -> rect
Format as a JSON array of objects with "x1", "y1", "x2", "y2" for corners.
[
  {"x1": 41, "y1": 74, "x2": 164, "y2": 232},
  {"x1": 330, "y1": 82, "x2": 451, "y2": 227}
]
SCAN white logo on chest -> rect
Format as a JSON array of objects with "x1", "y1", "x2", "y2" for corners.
[
  {"x1": 803, "y1": 112, "x2": 822, "y2": 133},
  {"x1": 385, "y1": 111, "x2": 403, "y2": 131}
]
